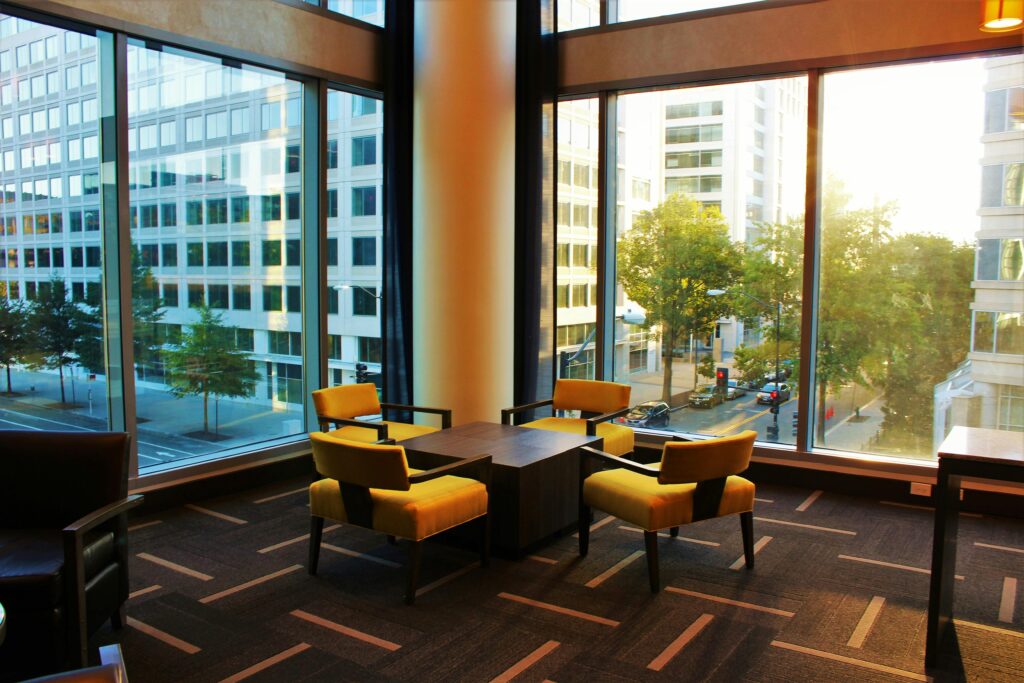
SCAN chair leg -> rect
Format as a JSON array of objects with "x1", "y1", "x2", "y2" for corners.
[
  {"x1": 308, "y1": 515, "x2": 324, "y2": 575},
  {"x1": 578, "y1": 503, "x2": 591, "y2": 556},
  {"x1": 740, "y1": 511, "x2": 754, "y2": 569},
  {"x1": 479, "y1": 515, "x2": 491, "y2": 568},
  {"x1": 670, "y1": 526, "x2": 679, "y2": 538},
  {"x1": 111, "y1": 604, "x2": 126, "y2": 630},
  {"x1": 643, "y1": 530, "x2": 660, "y2": 593},
  {"x1": 405, "y1": 540, "x2": 423, "y2": 605}
]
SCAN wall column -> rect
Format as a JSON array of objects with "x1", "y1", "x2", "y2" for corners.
[{"x1": 413, "y1": 0, "x2": 517, "y2": 424}]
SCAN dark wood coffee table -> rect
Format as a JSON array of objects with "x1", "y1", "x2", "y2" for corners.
[{"x1": 401, "y1": 421, "x2": 603, "y2": 556}]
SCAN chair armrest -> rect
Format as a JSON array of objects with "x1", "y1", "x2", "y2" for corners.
[
  {"x1": 585, "y1": 407, "x2": 630, "y2": 436},
  {"x1": 408, "y1": 454, "x2": 492, "y2": 487},
  {"x1": 322, "y1": 417, "x2": 389, "y2": 441},
  {"x1": 380, "y1": 402, "x2": 453, "y2": 429},
  {"x1": 63, "y1": 494, "x2": 144, "y2": 539},
  {"x1": 579, "y1": 446, "x2": 659, "y2": 477},
  {"x1": 501, "y1": 398, "x2": 553, "y2": 425}
]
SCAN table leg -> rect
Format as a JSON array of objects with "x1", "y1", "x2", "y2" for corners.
[{"x1": 925, "y1": 463, "x2": 961, "y2": 667}]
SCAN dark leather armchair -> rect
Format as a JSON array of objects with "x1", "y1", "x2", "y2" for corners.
[{"x1": 0, "y1": 431, "x2": 142, "y2": 679}]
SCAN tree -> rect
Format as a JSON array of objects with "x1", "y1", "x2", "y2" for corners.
[
  {"x1": 28, "y1": 277, "x2": 95, "y2": 404},
  {"x1": 163, "y1": 305, "x2": 258, "y2": 435},
  {"x1": 618, "y1": 194, "x2": 740, "y2": 403},
  {"x1": 697, "y1": 354, "x2": 716, "y2": 381},
  {"x1": 0, "y1": 296, "x2": 30, "y2": 394},
  {"x1": 76, "y1": 245, "x2": 164, "y2": 376}
]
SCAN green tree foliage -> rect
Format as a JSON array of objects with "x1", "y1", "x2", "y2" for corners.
[
  {"x1": 0, "y1": 296, "x2": 30, "y2": 394},
  {"x1": 617, "y1": 194, "x2": 740, "y2": 403},
  {"x1": 164, "y1": 305, "x2": 258, "y2": 434},
  {"x1": 76, "y1": 245, "x2": 164, "y2": 376},
  {"x1": 697, "y1": 353, "x2": 716, "y2": 381},
  {"x1": 28, "y1": 277, "x2": 95, "y2": 404}
]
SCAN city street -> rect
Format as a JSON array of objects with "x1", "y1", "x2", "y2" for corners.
[{"x1": 0, "y1": 368, "x2": 304, "y2": 468}]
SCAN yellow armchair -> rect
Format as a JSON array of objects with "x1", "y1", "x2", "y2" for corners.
[
  {"x1": 307, "y1": 433, "x2": 491, "y2": 604},
  {"x1": 312, "y1": 383, "x2": 452, "y2": 444},
  {"x1": 579, "y1": 430, "x2": 757, "y2": 592},
  {"x1": 501, "y1": 378, "x2": 634, "y2": 456}
]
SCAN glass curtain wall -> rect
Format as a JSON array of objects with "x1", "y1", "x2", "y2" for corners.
[
  {"x1": 613, "y1": 0, "x2": 766, "y2": 23},
  {"x1": 326, "y1": 88, "x2": 383, "y2": 389},
  {"x1": 125, "y1": 41, "x2": 305, "y2": 467},
  {"x1": 612, "y1": 78, "x2": 807, "y2": 443},
  {"x1": 818, "y1": 56, "x2": 1023, "y2": 461},
  {"x1": 556, "y1": 97, "x2": 599, "y2": 380},
  {"x1": 0, "y1": 15, "x2": 109, "y2": 430},
  {"x1": 302, "y1": 0, "x2": 385, "y2": 27}
]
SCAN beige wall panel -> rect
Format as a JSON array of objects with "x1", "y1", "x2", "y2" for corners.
[
  {"x1": 561, "y1": 0, "x2": 1022, "y2": 92},
  {"x1": 16, "y1": 0, "x2": 380, "y2": 87},
  {"x1": 413, "y1": 0, "x2": 517, "y2": 424}
]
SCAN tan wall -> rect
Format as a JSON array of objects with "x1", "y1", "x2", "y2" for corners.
[
  {"x1": 412, "y1": 0, "x2": 517, "y2": 424},
  {"x1": 560, "y1": 0, "x2": 1022, "y2": 93},
  {"x1": 14, "y1": 0, "x2": 381, "y2": 88}
]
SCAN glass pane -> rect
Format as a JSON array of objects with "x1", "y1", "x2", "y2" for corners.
[
  {"x1": 127, "y1": 40, "x2": 303, "y2": 469},
  {"x1": 0, "y1": 15, "x2": 109, "y2": 430},
  {"x1": 614, "y1": 0, "x2": 766, "y2": 24},
  {"x1": 613, "y1": 77, "x2": 807, "y2": 444},
  {"x1": 558, "y1": 0, "x2": 600, "y2": 31},
  {"x1": 819, "y1": 56, "x2": 1023, "y2": 461},
  {"x1": 556, "y1": 98, "x2": 598, "y2": 382},
  {"x1": 326, "y1": 88, "x2": 383, "y2": 392},
  {"x1": 326, "y1": 0, "x2": 385, "y2": 27}
]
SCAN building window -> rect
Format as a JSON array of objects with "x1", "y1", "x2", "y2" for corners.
[
  {"x1": 353, "y1": 287, "x2": 377, "y2": 316},
  {"x1": 262, "y1": 240, "x2": 281, "y2": 266},
  {"x1": 358, "y1": 336, "x2": 382, "y2": 363},
  {"x1": 352, "y1": 237, "x2": 375, "y2": 266},
  {"x1": 352, "y1": 186, "x2": 376, "y2": 217},
  {"x1": 262, "y1": 285, "x2": 283, "y2": 311},
  {"x1": 351, "y1": 135, "x2": 376, "y2": 166}
]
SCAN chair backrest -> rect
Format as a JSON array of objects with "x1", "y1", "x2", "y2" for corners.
[
  {"x1": 552, "y1": 378, "x2": 631, "y2": 415},
  {"x1": 0, "y1": 431, "x2": 130, "y2": 529},
  {"x1": 312, "y1": 383, "x2": 382, "y2": 420},
  {"x1": 657, "y1": 430, "x2": 756, "y2": 485},
  {"x1": 310, "y1": 432, "x2": 411, "y2": 491}
]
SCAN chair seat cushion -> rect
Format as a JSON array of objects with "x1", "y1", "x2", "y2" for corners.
[
  {"x1": 310, "y1": 474, "x2": 487, "y2": 541},
  {"x1": 0, "y1": 530, "x2": 63, "y2": 609},
  {"x1": 324, "y1": 421, "x2": 439, "y2": 444},
  {"x1": 521, "y1": 418, "x2": 634, "y2": 456},
  {"x1": 583, "y1": 470, "x2": 755, "y2": 531}
]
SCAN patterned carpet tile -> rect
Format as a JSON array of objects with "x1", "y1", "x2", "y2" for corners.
[{"x1": 84, "y1": 478, "x2": 1024, "y2": 682}]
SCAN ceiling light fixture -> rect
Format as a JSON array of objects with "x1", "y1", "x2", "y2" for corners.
[{"x1": 981, "y1": 0, "x2": 1023, "y2": 32}]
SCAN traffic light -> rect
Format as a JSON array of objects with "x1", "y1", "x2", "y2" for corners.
[
  {"x1": 770, "y1": 404, "x2": 780, "y2": 415},
  {"x1": 770, "y1": 389, "x2": 778, "y2": 403},
  {"x1": 716, "y1": 367, "x2": 728, "y2": 388},
  {"x1": 355, "y1": 363, "x2": 368, "y2": 384}
]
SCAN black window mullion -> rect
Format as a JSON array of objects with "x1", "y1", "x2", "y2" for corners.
[
  {"x1": 596, "y1": 91, "x2": 616, "y2": 380},
  {"x1": 301, "y1": 78, "x2": 327, "y2": 433}
]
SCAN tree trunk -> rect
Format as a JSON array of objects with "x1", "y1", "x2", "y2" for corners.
[
  {"x1": 203, "y1": 390, "x2": 209, "y2": 434},
  {"x1": 5, "y1": 363, "x2": 10, "y2": 394},
  {"x1": 816, "y1": 386, "x2": 827, "y2": 444},
  {"x1": 58, "y1": 363, "x2": 66, "y2": 404},
  {"x1": 662, "y1": 330, "x2": 675, "y2": 404}
]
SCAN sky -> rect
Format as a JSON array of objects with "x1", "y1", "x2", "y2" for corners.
[{"x1": 821, "y1": 58, "x2": 987, "y2": 244}]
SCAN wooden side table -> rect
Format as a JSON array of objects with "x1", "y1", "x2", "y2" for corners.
[{"x1": 925, "y1": 426, "x2": 1024, "y2": 667}]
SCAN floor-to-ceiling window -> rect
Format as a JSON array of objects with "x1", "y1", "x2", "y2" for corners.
[
  {"x1": 817, "y1": 56, "x2": 1022, "y2": 461},
  {"x1": 126, "y1": 41, "x2": 306, "y2": 467},
  {"x1": 611, "y1": 77, "x2": 807, "y2": 445},
  {"x1": 556, "y1": 97, "x2": 599, "y2": 380},
  {"x1": 326, "y1": 87, "x2": 383, "y2": 389},
  {"x1": 0, "y1": 14, "x2": 109, "y2": 429}
]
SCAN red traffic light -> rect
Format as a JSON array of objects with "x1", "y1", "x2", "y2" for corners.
[
  {"x1": 716, "y1": 370, "x2": 725, "y2": 379},
  {"x1": 770, "y1": 390, "x2": 778, "y2": 401}
]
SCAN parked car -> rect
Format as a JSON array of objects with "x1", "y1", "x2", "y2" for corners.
[
  {"x1": 689, "y1": 384, "x2": 726, "y2": 409},
  {"x1": 756, "y1": 382, "x2": 792, "y2": 405},
  {"x1": 622, "y1": 401, "x2": 670, "y2": 428},
  {"x1": 725, "y1": 379, "x2": 747, "y2": 400}
]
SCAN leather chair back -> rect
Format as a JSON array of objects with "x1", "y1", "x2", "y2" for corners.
[
  {"x1": 310, "y1": 432, "x2": 411, "y2": 491},
  {"x1": 0, "y1": 431, "x2": 130, "y2": 529},
  {"x1": 311, "y1": 383, "x2": 381, "y2": 420},
  {"x1": 657, "y1": 430, "x2": 756, "y2": 485},
  {"x1": 552, "y1": 379, "x2": 631, "y2": 415}
]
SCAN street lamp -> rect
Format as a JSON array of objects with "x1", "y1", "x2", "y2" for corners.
[{"x1": 708, "y1": 288, "x2": 783, "y2": 438}]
